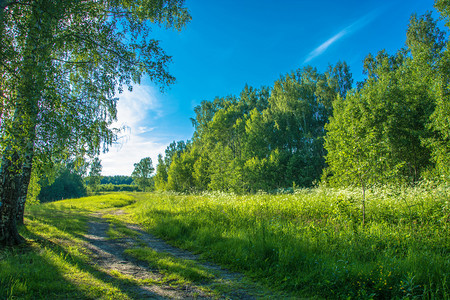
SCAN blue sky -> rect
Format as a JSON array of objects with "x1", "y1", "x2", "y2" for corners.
[{"x1": 100, "y1": 0, "x2": 438, "y2": 176}]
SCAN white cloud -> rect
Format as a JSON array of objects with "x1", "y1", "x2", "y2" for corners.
[
  {"x1": 304, "y1": 31, "x2": 347, "y2": 63},
  {"x1": 99, "y1": 85, "x2": 166, "y2": 176},
  {"x1": 303, "y1": 10, "x2": 380, "y2": 64},
  {"x1": 137, "y1": 126, "x2": 155, "y2": 134},
  {"x1": 100, "y1": 135, "x2": 166, "y2": 176},
  {"x1": 114, "y1": 85, "x2": 163, "y2": 128}
]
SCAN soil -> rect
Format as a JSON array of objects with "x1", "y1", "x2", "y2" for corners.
[{"x1": 83, "y1": 210, "x2": 277, "y2": 299}]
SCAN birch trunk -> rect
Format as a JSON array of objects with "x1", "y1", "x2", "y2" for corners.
[
  {"x1": 16, "y1": 138, "x2": 35, "y2": 225},
  {"x1": 0, "y1": 152, "x2": 25, "y2": 246},
  {"x1": 0, "y1": 1, "x2": 43, "y2": 244},
  {"x1": 0, "y1": 107, "x2": 36, "y2": 244}
]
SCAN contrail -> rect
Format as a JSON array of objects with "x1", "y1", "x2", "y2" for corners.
[{"x1": 303, "y1": 9, "x2": 381, "y2": 64}]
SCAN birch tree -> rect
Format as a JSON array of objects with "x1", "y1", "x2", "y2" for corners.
[{"x1": 0, "y1": 0, "x2": 190, "y2": 246}]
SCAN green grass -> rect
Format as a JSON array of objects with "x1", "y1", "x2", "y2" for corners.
[
  {"x1": 125, "y1": 247, "x2": 214, "y2": 283},
  {"x1": 0, "y1": 193, "x2": 141, "y2": 299},
  {"x1": 128, "y1": 184, "x2": 450, "y2": 299},
  {"x1": 2, "y1": 186, "x2": 449, "y2": 299},
  {"x1": 0, "y1": 193, "x2": 244, "y2": 299}
]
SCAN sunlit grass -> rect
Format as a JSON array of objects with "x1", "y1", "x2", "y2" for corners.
[
  {"x1": 48, "y1": 193, "x2": 136, "y2": 212},
  {"x1": 1, "y1": 193, "x2": 231, "y2": 299},
  {"x1": 106, "y1": 220, "x2": 142, "y2": 240},
  {"x1": 2, "y1": 187, "x2": 448, "y2": 299},
  {"x1": 0, "y1": 193, "x2": 137, "y2": 299},
  {"x1": 129, "y1": 184, "x2": 450, "y2": 299},
  {"x1": 125, "y1": 247, "x2": 214, "y2": 284}
]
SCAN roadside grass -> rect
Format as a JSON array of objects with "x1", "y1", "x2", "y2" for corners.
[
  {"x1": 125, "y1": 247, "x2": 214, "y2": 284},
  {"x1": 0, "y1": 193, "x2": 144, "y2": 299},
  {"x1": 2, "y1": 186, "x2": 449, "y2": 299},
  {"x1": 102, "y1": 209, "x2": 263, "y2": 298},
  {"x1": 129, "y1": 183, "x2": 450, "y2": 299},
  {"x1": 106, "y1": 219, "x2": 142, "y2": 240}
]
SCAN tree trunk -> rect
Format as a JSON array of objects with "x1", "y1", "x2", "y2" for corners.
[
  {"x1": 7, "y1": 1, "x2": 45, "y2": 228},
  {"x1": 0, "y1": 152, "x2": 26, "y2": 246},
  {"x1": 0, "y1": 117, "x2": 36, "y2": 244},
  {"x1": 16, "y1": 134, "x2": 36, "y2": 225}
]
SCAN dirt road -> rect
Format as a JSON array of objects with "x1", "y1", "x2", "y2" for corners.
[{"x1": 83, "y1": 211, "x2": 279, "y2": 299}]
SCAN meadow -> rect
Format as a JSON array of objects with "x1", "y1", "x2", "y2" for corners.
[
  {"x1": 1, "y1": 183, "x2": 449, "y2": 299},
  {"x1": 129, "y1": 183, "x2": 449, "y2": 299}
]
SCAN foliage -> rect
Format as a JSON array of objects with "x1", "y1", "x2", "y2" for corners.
[
  {"x1": 324, "y1": 12, "x2": 447, "y2": 189},
  {"x1": 0, "y1": 0, "x2": 191, "y2": 245},
  {"x1": 154, "y1": 154, "x2": 169, "y2": 191},
  {"x1": 26, "y1": 167, "x2": 41, "y2": 206},
  {"x1": 155, "y1": 64, "x2": 352, "y2": 193},
  {"x1": 101, "y1": 175, "x2": 133, "y2": 185},
  {"x1": 86, "y1": 157, "x2": 102, "y2": 194},
  {"x1": 38, "y1": 166, "x2": 87, "y2": 202},
  {"x1": 131, "y1": 157, "x2": 155, "y2": 192},
  {"x1": 97, "y1": 184, "x2": 140, "y2": 193},
  {"x1": 167, "y1": 149, "x2": 196, "y2": 192},
  {"x1": 423, "y1": 1, "x2": 450, "y2": 179}
]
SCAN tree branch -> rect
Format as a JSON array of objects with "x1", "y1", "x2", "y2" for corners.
[{"x1": 52, "y1": 57, "x2": 92, "y2": 65}]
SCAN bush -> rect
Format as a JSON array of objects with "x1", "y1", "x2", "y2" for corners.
[{"x1": 38, "y1": 170, "x2": 87, "y2": 202}]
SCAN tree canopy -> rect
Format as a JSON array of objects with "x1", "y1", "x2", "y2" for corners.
[
  {"x1": 154, "y1": 64, "x2": 353, "y2": 193},
  {"x1": 132, "y1": 157, "x2": 155, "y2": 192},
  {"x1": 87, "y1": 157, "x2": 102, "y2": 193},
  {"x1": 38, "y1": 164, "x2": 87, "y2": 202}
]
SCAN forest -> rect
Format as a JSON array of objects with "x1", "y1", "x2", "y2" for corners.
[{"x1": 153, "y1": 11, "x2": 449, "y2": 194}]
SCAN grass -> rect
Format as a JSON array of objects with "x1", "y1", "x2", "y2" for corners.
[
  {"x1": 0, "y1": 193, "x2": 138, "y2": 299},
  {"x1": 128, "y1": 183, "x2": 450, "y2": 299},
  {"x1": 106, "y1": 219, "x2": 142, "y2": 240},
  {"x1": 2, "y1": 185, "x2": 449, "y2": 299},
  {"x1": 0, "y1": 193, "x2": 249, "y2": 299},
  {"x1": 125, "y1": 247, "x2": 214, "y2": 283}
]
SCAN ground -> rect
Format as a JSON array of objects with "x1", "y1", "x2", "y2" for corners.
[{"x1": 83, "y1": 210, "x2": 281, "y2": 299}]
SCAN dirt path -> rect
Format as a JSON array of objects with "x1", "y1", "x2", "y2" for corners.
[{"x1": 83, "y1": 210, "x2": 277, "y2": 299}]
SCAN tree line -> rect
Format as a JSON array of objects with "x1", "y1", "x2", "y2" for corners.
[
  {"x1": 154, "y1": 64, "x2": 351, "y2": 193},
  {"x1": 30, "y1": 156, "x2": 154, "y2": 201},
  {"x1": 153, "y1": 7, "x2": 450, "y2": 193},
  {"x1": 101, "y1": 175, "x2": 133, "y2": 185},
  {"x1": 25, "y1": 153, "x2": 156, "y2": 202}
]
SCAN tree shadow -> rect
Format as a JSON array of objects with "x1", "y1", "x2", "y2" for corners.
[
  {"x1": 0, "y1": 239, "x2": 85, "y2": 299},
  {"x1": 15, "y1": 226, "x2": 166, "y2": 299},
  {"x1": 8, "y1": 205, "x2": 170, "y2": 299}
]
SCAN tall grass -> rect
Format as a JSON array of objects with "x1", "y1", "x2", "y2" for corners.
[{"x1": 130, "y1": 183, "x2": 449, "y2": 299}]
